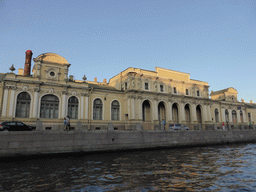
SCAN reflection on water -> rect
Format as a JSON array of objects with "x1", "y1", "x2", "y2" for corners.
[{"x1": 0, "y1": 143, "x2": 256, "y2": 191}]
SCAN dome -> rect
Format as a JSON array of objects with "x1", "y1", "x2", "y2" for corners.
[{"x1": 34, "y1": 53, "x2": 69, "y2": 65}]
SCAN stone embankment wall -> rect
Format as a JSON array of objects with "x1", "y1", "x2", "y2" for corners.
[{"x1": 1, "y1": 130, "x2": 256, "y2": 157}]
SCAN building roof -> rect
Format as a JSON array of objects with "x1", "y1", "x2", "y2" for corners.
[
  {"x1": 33, "y1": 53, "x2": 70, "y2": 65},
  {"x1": 210, "y1": 87, "x2": 238, "y2": 96}
]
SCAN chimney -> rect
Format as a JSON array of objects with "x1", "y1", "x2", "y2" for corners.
[
  {"x1": 103, "y1": 78, "x2": 107, "y2": 83},
  {"x1": 23, "y1": 50, "x2": 33, "y2": 76},
  {"x1": 94, "y1": 77, "x2": 97, "y2": 82},
  {"x1": 18, "y1": 68, "x2": 24, "y2": 75},
  {"x1": 250, "y1": 100, "x2": 253, "y2": 104}
]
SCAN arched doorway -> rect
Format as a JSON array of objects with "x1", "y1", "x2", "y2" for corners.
[
  {"x1": 172, "y1": 103, "x2": 179, "y2": 123},
  {"x1": 158, "y1": 102, "x2": 166, "y2": 123},
  {"x1": 196, "y1": 105, "x2": 202, "y2": 123},
  {"x1": 142, "y1": 100, "x2": 151, "y2": 122},
  {"x1": 184, "y1": 104, "x2": 190, "y2": 123}
]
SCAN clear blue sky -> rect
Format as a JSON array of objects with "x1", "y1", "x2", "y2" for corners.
[{"x1": 0, "y1": 0, "x2": 255, "y2": 103}]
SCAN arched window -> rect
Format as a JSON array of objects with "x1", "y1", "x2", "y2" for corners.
[
  {"x1": 142, "y1": 100, "x2": 151, "y2": 121},
  {"x1": 215, "y1": 108, "x2": 219, "y2": 123},
  {"x1": 225, "y1": 109, "x2": 229, "y2": 123},
  {"x1": 111, "y1": 100, "x2": 120, "y2": 121},
  {"x1": 68, "y1": 96, "x2": 79, "y2": 119},
  {"x1": 184, "y1": 104, "x2": 190, "y2": 123},
  {"x1": 172, "y1": 103, "x2": 179, "y2": 123},
  {"x1": 40, "y1": 94, "x2": 59, "y2": 119},
  {"x1": 196, "y1": 105, "x2": 202, "y2": 123},
  {"x1": 232, "y1": 110, "x2": 237, "y2": 123},
  {"x1": 240, "y1": 110, "x2": 243, "y2": 123},
  {"x1": 93, "y1": 99, "x2": 102, "y2": 120},
  {"x1": 158, "y1": 102, "x2": 166, "y2": 123},
  {"x1": 16, "y1": 92, "x2": 31, "y2": 118}
]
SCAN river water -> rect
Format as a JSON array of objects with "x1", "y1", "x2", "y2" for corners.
[{"x1": 0, "y1": 143, "x2": 256, "y2": 192}]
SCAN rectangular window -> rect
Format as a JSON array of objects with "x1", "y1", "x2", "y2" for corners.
[
  {"x1": 186, "y1": 89, "x2": 189, "y2": 95},
  {"x1": 197, "y1": 90, "x2": 200, "y2": 96},
  {"x1": 125, "y1": 82, "x2": 127, "y2": 90},
  {"x1": 145, "y1": 83, "x2": 149, "y2": 90},
  {"x1": 160, "y1": 85, "x2": 164, "y2": 92},
  {"x1": 173, "y1": 87, "x2": 177, "y2": 94}
]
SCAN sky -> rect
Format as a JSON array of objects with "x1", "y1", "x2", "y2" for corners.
[{"x1": 0, "y1": 0, "x2": 255, "y2": 103}]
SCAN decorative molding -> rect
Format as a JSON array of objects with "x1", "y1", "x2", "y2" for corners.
[
  {"x1": 71, "y1": 91, "x2": 77, "y2": 96},
  {"x1": 22, "y1": 85, "x2": 29, "y2": 92},
  {"x1": 34, "y1": 87, "x2": 40, "y2": 92},
  {"x1": 48, "y1": 88, "x2": 54, "y2": 94},
  {"x1": 81, "y1": 93, "x2": 89, "y2": 97}
]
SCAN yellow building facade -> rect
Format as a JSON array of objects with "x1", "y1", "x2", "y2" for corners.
[{"x1": 0, "y1": 51, "x2": 255, "y2": 130}]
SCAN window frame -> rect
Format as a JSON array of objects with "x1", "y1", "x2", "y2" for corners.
[
  {"x1": 93, "y1": 98, "x2": 103, "y2": 120},
  {"x1": 15, "y1": 92, "x2": 31, "y2": 118},
  {"x1": 111, "y1": 100, "x2": 120, "y2": 121}
]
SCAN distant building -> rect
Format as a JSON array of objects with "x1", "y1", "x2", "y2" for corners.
[{"x1": 0, "y1": 51, "x2": 255, "y2": 130}]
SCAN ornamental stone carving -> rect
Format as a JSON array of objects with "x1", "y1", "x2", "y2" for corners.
[
  {"x1": 22, "y1": 86, "x2": 29, "y2": 92},
  {"x1": 81, "y1": 93, "x2": 89, "y2": 97},
  {"x1": 49, "y1": 88, "x2": 54, "y2": 94}
]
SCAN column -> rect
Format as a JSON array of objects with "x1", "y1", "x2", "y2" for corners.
[
  {"x1": 179, "y1": 103, "x2": 185, "y2": 122},
  {"x1": 167, "y1": 100, "x2": 172, "y2": 122},
  {"x1": 79, "y1": 94, "x2": 85, "y2": 119},
  {"x1": 136, "y1": 96, "x2": 143, "y2": 120},
  {"x1": 207, "y1": 105, "x2": 211, "y2": 122},
  {"x1": 85, "y1": 94, "x2": 89, "y2": 119},
  {"x1": 32, "y1": 88, "x2": 39, "y2": 118},
  {"x1": 8, "y1": 87, "x2": 16, "y2": 117},
  {"x1": 1, "y1": 88, "x2": 9, "y2": 117},
  {"x1": 221, "y1": 108, "x2": 225, "y2": 123},
  {"x1": 191, "y1": 103, "x2": 197, "y2": 122},
  {"x1": 131, "y1": 96, "x2": 135, "y2": 119},
  {"x1": 61, "y1": 91, "x2": 67, "y2": 118},
  {"x1": 153, "y1": 99, "x2": 158, "y2": 121},
  {"x1": 228, "y1": 109, "x2": 232, "y2": 123}
]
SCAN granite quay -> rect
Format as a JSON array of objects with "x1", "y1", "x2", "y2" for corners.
[{"x1": 1, "y1": 123, "x2": 256, "y2": 158}]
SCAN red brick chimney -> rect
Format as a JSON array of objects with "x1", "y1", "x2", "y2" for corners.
[{"x1": 23, "y1": 50, "x2": 33, "y2": 76}]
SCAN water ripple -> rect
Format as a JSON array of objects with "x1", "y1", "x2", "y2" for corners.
[{"x1": 0, "y1": 143, "x2": 256, "y2": 191}]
